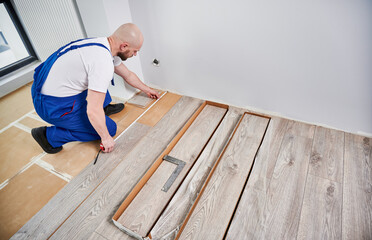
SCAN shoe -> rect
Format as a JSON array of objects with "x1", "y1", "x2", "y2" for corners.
[
  {"x1": 31, "y1": 127, "x2": 62, "y2": 154},
  {"x1": 104, "y1": 103, "x2": 125, "y2": 116}
]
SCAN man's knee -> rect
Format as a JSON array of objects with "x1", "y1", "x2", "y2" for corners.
[{"x1": 107, "y1": 121, "x2": 117, "y2": 137}]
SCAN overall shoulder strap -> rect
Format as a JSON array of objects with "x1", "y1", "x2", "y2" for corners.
[{"x1": 32, "y1": 39, "x2": 111, "y2": 96}]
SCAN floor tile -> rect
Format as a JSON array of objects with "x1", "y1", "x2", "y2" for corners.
[
  {"x1": 0, "y1": 164, "x2": 67, "y2": 240},
  {"x1": 0, "y1": 127, "x2": 43, "y2": 183},
  {"x1": 42, "y1": 140, "x2": 100, "y2": 178},
  {"x1": 138, "y1": 92, "x2": 181, "y2": 127},
  {"x1": 0, "y1": 86, "x2": 34, "y2": 129},
  {"x1": 18, "y1": 117, "x2": 50, "y2": 129}
]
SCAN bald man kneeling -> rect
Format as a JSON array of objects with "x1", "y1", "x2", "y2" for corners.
[{"x1": 31, "y1": 23, "x2": 159, "y2": 154}]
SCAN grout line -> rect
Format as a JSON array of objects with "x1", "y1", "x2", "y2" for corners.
[
  {"x1": 114, "y1": 91, "x2": 167, "y2": 142},
  {"x1": 14, "y1": 122, "x2": 32, "y2": 133},
  {"x1": 0, "y1": 179, "x2": 10, "y2": 191},
  {"x1": 35, "y1": 159, "x2": 72, "y2": 182},
  {"x1": 0, "y1": 152, "x2": 47, "y2": 190},
  {"x1": 21, "y1": 152, "x2": 48, "y2": 174},
  {"x1": 27, "y1": 112, "x2": 44, "y2": 122},
  {"x1": 0, "y1": 109, "x2": 35, "y2": 134}
]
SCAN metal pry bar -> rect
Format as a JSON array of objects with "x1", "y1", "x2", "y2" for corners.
[{"x1": 161, "y1": 155, "x2": 186, "y2": 192}]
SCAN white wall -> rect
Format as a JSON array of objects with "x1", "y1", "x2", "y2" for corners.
[
  {"x1": 76, "y1": 0, "x2": 145, "y2": 101},
  {"x1": 129, "y1": 0, "x2": 372, "y2": 135}
]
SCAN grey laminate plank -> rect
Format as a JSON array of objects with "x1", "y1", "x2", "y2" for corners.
[
  {"x1": 225, "y1": 121, "x2": 315, "y2": 239},
  {"x1": 49, "y1": 96, "x2": 203, "y2": 240},
  {"x1": 150, "y1": 107, "x2": 244, "y2": 239},
  {"x1": 127, "y1": 91, "x2": 156, "y2": 108},
  {"x1": 309, "y1": 126, "x2": 344, "y2": 183},
  {"x1": 117, "y1": 105, "x2": 227, "y2": 237},
  {"x1": 88, "y1": 232, "x2": 109, "y2": 240},
  {"x1": 342, "y1": 134, "x2": 372, "y2": 240},
  {"x1": 179, "y1": 114, "x2": 269, "y2": 240},
  {"x1": 146, "y1": 96, "x2": 203, "y2": 143},
  {"x1": 297, "y1": 174, "x2": 342, "y2": 240},
  {"x1": 222, "y1": 117, "x2": 289, "y2": 239},
  {"x1": 10, "y1": 122, "x2": 151, "y2": 240},
  {"x1": 246, "y1": 117, "x2": 289, "y2": 192},
  {"x1": 49, "y1": 137, "x2": 167, "y2": 240}
]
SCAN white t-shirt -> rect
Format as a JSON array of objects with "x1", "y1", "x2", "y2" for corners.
[{"x1": 41, "y1": 37, "x2": 122, "y2": 97}]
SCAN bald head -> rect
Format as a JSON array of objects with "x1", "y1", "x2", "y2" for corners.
[{"x1": 112, "y1": 23, "x2": 143, "y2": 48}]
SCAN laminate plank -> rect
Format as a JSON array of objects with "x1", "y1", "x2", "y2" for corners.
[
  {"x1": 179, "y1": 114, "x2": 269, "y2": 240},
  {"x1": 150, "y1": 107, "x2": 243, "y2": 239},
  {"x1": 246, "y1": 117, "x2": 289, "y2": 192},
  {"x1": 297, "y1": 174, "x2": 342, "y2": 239},
  {"x1": 88, "y1": 232, "x2": 109, "y2": 240},
  {"x1": 47, "y1": 97, "x2": 203, "y2": 240},
  {"x1": 117, "y1": 105, "x2": 227, "y2": 237},
  {"x1": 146, "y1": 96, "x2": 203, "y2": 143},
  {"x1": 10, "y1": 123, "x2": 151, "y2": 240},
  {"x1": 342, "y1": 134, "x2": 372, "y2": 240},
  {"x1": 49, "y1": 137, "x2": 166, "y2": 240},
  {"x1": 225, "y1": 121, "x2": 315, "y2": 239},
  {"x1": 138, "y1": 92, "x2": 182, "y2": 127},
  {"x1": 127, "y1": 91, "x2": 159, "y2": 108},
  {"x1": 309, "y1": 126, "x2": 344, "y2": 183},
  {"x1": 222, "y1": 117, "x2": 289, "y2": 239}
]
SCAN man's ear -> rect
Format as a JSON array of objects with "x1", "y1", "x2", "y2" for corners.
[{"x1": 120, "y1": 42, "x2": 129, "y2": 51}]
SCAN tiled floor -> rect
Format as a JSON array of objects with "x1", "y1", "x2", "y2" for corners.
[{"x1": 0, "y1": 85, "x2": 178, "y2": 240}]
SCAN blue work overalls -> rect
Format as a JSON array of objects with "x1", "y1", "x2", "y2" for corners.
[{"x1": 31, "y1": 39, "x2": 117, "y2": 148}]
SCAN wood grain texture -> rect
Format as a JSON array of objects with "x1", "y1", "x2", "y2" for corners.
[
  {"x1": 49, "y1": 137, "x2": 166, "y2": 240},
  {"x1": 179, "y1": 114, "x2": 269, "y2": 240},
  {"x1": 223, "y1": 117, "x2": 289, "y2": 239},
  {"x1": 246, "y1": 117, "x2": 289, "y2": 192},
  {"x1": 146, "y1": 96, "x2": 203, "y2": 143},
  {"x1": 88, "y1": 232, "x2": 109, "y2": 240},
  {"x1": 47, "y1": 97, "x2": 203, "y2": 240},
  {"x1": 297, "y1": 174, "x2": 342, "y2": 240},
  {"x1": 138, "y1": 92, "x2": 182, "y2": 127},
  {"x1": 262, "y1": 122, "x2": 314, "y2": 239},
  {"x1": 342, "y1": 134, "x2": 372, "y2": 240},
  {"x1": 309, "y1": 126, "x2": 344, "y2": 183},
  {"x1": 226, "y1": 121, "x2": 315, "y2": 240},
  {"x1": 10, "y1": 123, "x2": 151, "y2": 240},
  {"x1": 150, "y1": 107, "x2": 243, "y2": 239},
  {"x1": 117, "y1": 105, "x2": 227, "y2": 237},
  {"x1": 127, "y1": 91, "x2": 159, "y2": 108}
]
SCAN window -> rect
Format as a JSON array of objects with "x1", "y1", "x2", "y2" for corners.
[{"x1": 0, "y1": 0, "x2": 37, "y2": 77}]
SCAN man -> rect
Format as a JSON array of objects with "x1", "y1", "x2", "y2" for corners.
[{"x1": 31, "y1": 23, "x2": 159, "y2": 154}]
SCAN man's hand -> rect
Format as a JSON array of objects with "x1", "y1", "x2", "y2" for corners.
[
  {"x1": 114, "y1": 63, "x2": 160, "y2": 100},
  {"x1": 87, "y1": 90, "x2": 116, "y2": 153},
  {"x1": 101, "y1": 136, "x2": 115, "y2": 153},
  {"x1": 146, "y1": 88, "x2": 160, "y2": 99}
]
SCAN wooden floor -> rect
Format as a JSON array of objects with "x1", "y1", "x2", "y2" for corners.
[{"x1": 7, "y1": 92, "x2": 372, "y2": 240}]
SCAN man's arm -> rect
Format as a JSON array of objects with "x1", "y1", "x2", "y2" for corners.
[
  {"x1": 114, "y1": 63, "x2": 160, "y2": 99},
  {"x1": 86, "y1": 89, "x2": 115, "y2": 152}
]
